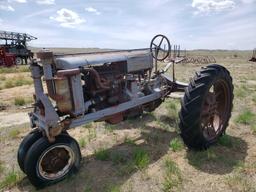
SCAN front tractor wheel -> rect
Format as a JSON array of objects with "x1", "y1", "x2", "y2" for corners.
[
  {"x1": 179, "y1": 64, "x2": 233, "y2": 150},
  {"x1": 24, "y1": 134, "x2": 81, "y2": 188}
]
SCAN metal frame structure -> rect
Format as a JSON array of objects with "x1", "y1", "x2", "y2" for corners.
[{"x1": 29, "y1": 45, "x2": 187, "y2": 141}]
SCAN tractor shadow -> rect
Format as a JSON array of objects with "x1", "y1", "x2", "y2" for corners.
[
  {"x1": 17, "y1": 114, "x2": 179, "y2": 192},
  {"x1": 186, "y1": 134, "x2": 248, "y2": 175}
]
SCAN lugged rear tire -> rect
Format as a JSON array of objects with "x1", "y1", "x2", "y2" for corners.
[{"x1": 179, "y1": 64, "x2": 233, "y2": 150}]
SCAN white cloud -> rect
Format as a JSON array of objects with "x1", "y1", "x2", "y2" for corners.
[
  {"x1": 8, "y1": 0, "x2": 27, "y2": 3},
  {"x1": 0, "y1": 4, "x2": 15, "y2": 11},
  {"x1": 85, "y1": 7, "x2": 101, "y2": 15},
  {"x1": 36, "y1": 0, "x2": 55, "y2": 5},
  {"x1": 50, "y1": 8, "x2": 86, "y2": 28},
  {"x1": 12, "y1": 0, "x2": 27, "y2": 3},
  {"x1": 240, "y1": 0, "x2": 256, "y2": 3},
  {"x1": 0, "y1": 0, "x2": 27, "y2": 12},
  {"x1": 192, "y1": 0, "x2": 236, "y2": 14}
]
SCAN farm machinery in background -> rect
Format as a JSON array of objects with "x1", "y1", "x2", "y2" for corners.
[
  {"x1": 0, "y1": 47, "x2": 16, "y2": 67},
  {"x1": 249, "y1": 48, "x2": 256, "y2": 62},
  {"x1": 166, "y1": 46, "x2": 216, "y2": 65},
  {"x1": 0, "y1": 30, "x2": 37, "y2": 67},
  {"x1": 17, "y1": 34, "x2": 234, "y2": 188}
]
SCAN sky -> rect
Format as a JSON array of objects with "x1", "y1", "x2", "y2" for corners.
[{"x1": 0, "y1": 0, "x2": 255, "y2": 50}]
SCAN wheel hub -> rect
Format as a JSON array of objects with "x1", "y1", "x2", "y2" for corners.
[
  {"x1": 38, "y1": 145, "x2": 75, "y2": 180},
  {"x1": 201, "y1": 82, "x2": 228, "y2": 140}
]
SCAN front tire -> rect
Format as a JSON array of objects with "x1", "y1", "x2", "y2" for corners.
[
  {"x1": 24, "y1": 134, "x2": 81, "y2": 188},
  {"x1": 17, "y1": 129, "x2": 42, "y2": 173},
  {"x1": 179, "y1": 64, "x2": 233, "y2": 150}
]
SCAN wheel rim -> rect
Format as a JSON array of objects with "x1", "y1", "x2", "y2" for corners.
[
  {"x1": 201, "y1": 79, "x2": 230, "y2": 140},
  {"x1": 16, "y1": 57, "x2": 22, "y2": 65},
  {"x1": 37, "y1": 145, "x2": 75, "y2": 180}
]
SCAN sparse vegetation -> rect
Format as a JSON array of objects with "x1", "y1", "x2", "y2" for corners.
[
  {"x1": 117, "y1": 147, "x2": 150, "y2": 176},
  {"x1": 105, "y1": 123, "x2": 117, "y2": 133},
  {"x1": 110, "y1": 151, "x2": 127, "y2": 165},
  {"x1": 252, "y1": 95, "x2": 256, "y2": 104},
  {"x1": 0, "y1": 66, "x2": 30, "y2": 74},
  {"x1": 169, "y1": 137, "x2": 184, "y2": 152},
  {"x1": 8, "y1": 128, "x2": 20, "y2": 138},
  {"x1": 132, "y1": 148, "x2": 150, "y2": 169},
  {"x1": 0, "y1": 161, "x2": 4, "y2": 174},
  {"x1": 251, "y1": 125, "x2": 256, "y2": 134},
  {"x1": 83, "y1": 186, "x2": 92, "y2": 192},
  {"x1": 0, "y1": 75, "x2": 6, "y2": 81},
  {"x1": 124, "y1": 136, "x2": 136, "y2": 145},
  {"x1": 236, "y1": 109, "x2": 256, "y2": 125},
  {"x1": 88, "y1": 127, "x2": 96, "y2": 141},
  {"x1": 188, "y1": 147, "x2": 239, "y2": 169},
  {"x1": 79, "y1": 137, "x2": 87, "y2": 148},
  {"x1": 106, "y1": 184, "x2": 121, "y2": 192},
  {"x1": 4, "y1": 75, "x2": 32, "y2": 89},
  {"x1": 0, "y1": 170, "x2": 21, "y2": 190},
  {"x1": 14, "y1": 97, "x2": 26, "y2": 106},
  {"x1": 163, "y1": 159, "x2": 182, "y2": 192},
  {"x1": 218, "y1": 134, "x2": 239, "y2": 148},
  {"x1": 225, "y1": 163, "x2": 256, "y2": 191},
  {"x1": 94, "y1": 148, "x2": 110, "y2": 161}
]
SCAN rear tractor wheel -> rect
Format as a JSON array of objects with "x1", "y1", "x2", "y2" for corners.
[{"x1": 179, "y1": 64, "x2": 233, "y2": 150}]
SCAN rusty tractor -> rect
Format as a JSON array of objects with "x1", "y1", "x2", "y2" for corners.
[{"x1": 17, "y1": 35, "x2": 234, "y2": 188}]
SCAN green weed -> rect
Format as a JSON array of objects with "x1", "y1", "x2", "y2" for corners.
[
  {"x1": 163, "y1": 159, "x2": 182, "y2": 192},
  {"x1": 88, "y1": 128, "x2": 96, "y2": 141},
  {"x1": 79, "y1": 137, "x2": 87, "y2": 148},
  {"x1": 0, "y1": 161, "x2": 4, "y2": 174},
  {"x1": 8, "y1": 128, "x2": 20, "y2": 138},
  {"x1": 111, "y1": 151, "x2": 127, "y2": 165},
  {"x1": 106, "y1": 184, "x2": 121, "y2": 192},
  {"x1": 83, "y1": 186, "x2": 92, "y2": 192},
  {"x1": 0, "y1": 170, "x2": 21, "y2": 190},
  {"x1": 251, "y1": 125, "x2": 256, "y2": 134},
  {"x1": 4, "y1": 76, "x2": 32, "y2": 89},
  {"x1": 235, "y1": 109, "x2": 256, "y2": 125},
  {"x1": 117, "y1": 148, "x2": 150, "y2": 176},
  {"x1": 124, "y1": 137, "x2": 136, "y2": 145},
  {"x1": 95, "y1": 148, "x2": 110, "y2": 161},
  {"x1": 105, "y1": 123, "x2": 117, "y2": 133},
  {"x1": 169, "y1": 138, "x2": 184, "y2": 152},
  {"x1": 132, "y1": 148, "x2": 150, "y2": 169},
  {"x1": 218, "y1": 134, "x2": 239, "y2": 148},
  {"x1": 14, "y1": 97, "x2": 26, "y2": 106}
]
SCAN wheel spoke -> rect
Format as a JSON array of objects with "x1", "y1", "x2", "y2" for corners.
[{"x1": 158, "y1": 36, "x2": 165, "y2": 47}]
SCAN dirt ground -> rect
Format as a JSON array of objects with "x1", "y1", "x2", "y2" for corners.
[{"x1": 0, "y1": 50, "x2": 256, "y2": 192}]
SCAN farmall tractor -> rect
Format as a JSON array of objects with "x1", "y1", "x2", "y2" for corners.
[{"x1": 17, "y1": 35, "x2": 234, "y2": 188}]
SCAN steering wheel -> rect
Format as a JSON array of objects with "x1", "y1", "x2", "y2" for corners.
[{"x1": 150, "y1": 34, "x2": 171, "y2": 61}]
